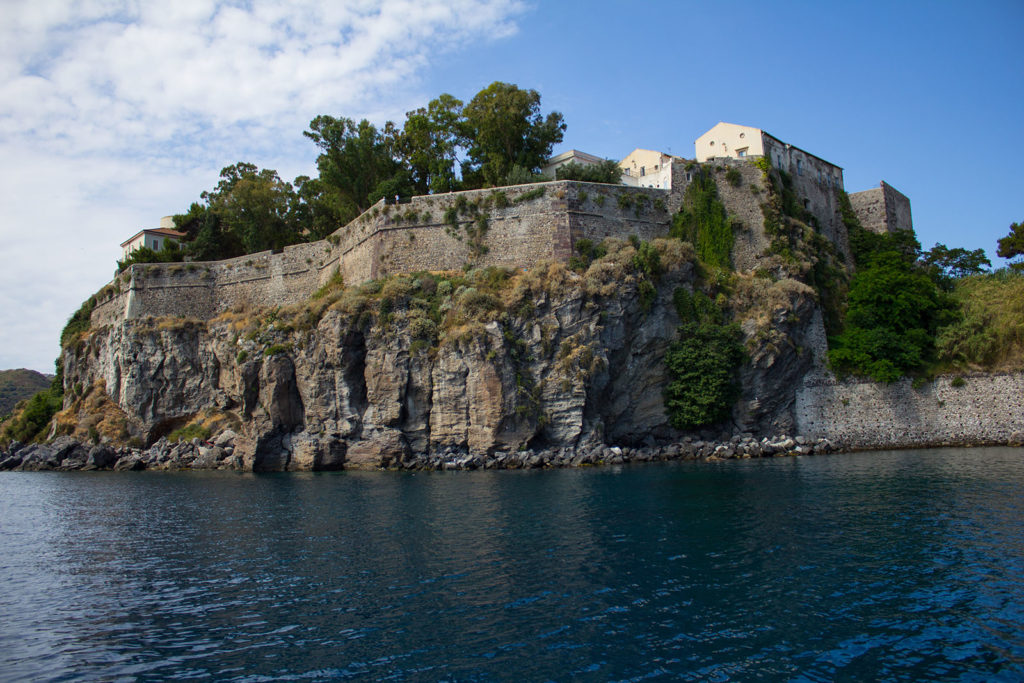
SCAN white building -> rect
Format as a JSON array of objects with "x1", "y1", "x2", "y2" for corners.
[
  {"x1": 695, "y1": 122, "x2": 843, "y2": 190},
  {"x1": 120, "y1": 216, "x2": 186, "y2": 259},
  {"x1": 619, "y1": 148, "x2": 677, "y2": 189}
]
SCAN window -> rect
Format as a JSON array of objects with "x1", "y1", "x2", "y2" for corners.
[
  {"x1": 737, "y1": 147, "x2": 748, "y2": 157},
  {"x1": 640, "y1": 166, "x2": 645, "y2": 177},
  {"x1": 153, "y1": 239, "x2": 160, "y2": 250},
  {"x1": 796, "y1": 159, "x2": 803, "y2": 176},
  {"x1": 739, "y1": 132, "x2": 745, "y2": 139}
]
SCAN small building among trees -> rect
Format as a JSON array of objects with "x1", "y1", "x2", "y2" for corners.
[{"x1": 120, "y1": 217, "x2": 186, "y2": 259}]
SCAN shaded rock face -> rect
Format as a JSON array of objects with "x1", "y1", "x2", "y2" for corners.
[{"x1": 62, "y1": 262, "x2": 820, "y2": 471}]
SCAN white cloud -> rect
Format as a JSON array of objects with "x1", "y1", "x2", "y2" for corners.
[{"x1": 0, "y1": 0, "x2": 524, "y2": 372}]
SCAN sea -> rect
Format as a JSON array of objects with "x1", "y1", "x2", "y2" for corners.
[{"x1": 1, "y1": 447, "x2": 1022, "y2": 681}]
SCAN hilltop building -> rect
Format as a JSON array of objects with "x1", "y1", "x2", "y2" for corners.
[
  {"x1": 695, "y1": 122, "x2": 844, "y2": 191},
  {"x1": 619, "y1": 149, "x2": 678, "y2": 190},
  {"x1": 121, "y1": 216, "x2": 185, "y2": 259}
]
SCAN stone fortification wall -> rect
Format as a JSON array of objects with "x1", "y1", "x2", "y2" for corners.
[
  {"x1": 92, "y1": 181, "x2": 676, "y2": 325},
  {"x1": 323, "y1": 180, "x2": 674, "y2": 284},
  {"x1": 795, "y1": 372, "x2": 1024, "y2": 448},
  {"x1": 90, "y1": 241, "x2": 333, "y2": 326},
  {"x1": 848, "y1": 181, "x2": 913, "y2": 235}
]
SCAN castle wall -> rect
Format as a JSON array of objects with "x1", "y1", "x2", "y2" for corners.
[
  {"x1": 91, "y1": 241, "x2": 334, "y2": 327},
  {"x1": 91, "y1": 181, "x2": 677, "y2": 326},
  {"x1": 795, "y1": 372, "x2": 1024, "y2": 448},
  {"x1": 848, "y1": 181, "x2": 913, "y2": 235}
]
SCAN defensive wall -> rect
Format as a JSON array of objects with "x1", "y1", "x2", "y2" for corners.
[
  {"x1": 794, "y1": 372, "x2": 1024, "y2": 448},
  {"x1": 89, "y1": 156, "x2": 895, "y2": 328},
  {"x1": 90, "y1": 180, "x2": 680, "y2": 326}
]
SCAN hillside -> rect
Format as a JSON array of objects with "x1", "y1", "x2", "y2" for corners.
[{"x1": 0, "y1": 369, "x2": 53, "y2": 417}]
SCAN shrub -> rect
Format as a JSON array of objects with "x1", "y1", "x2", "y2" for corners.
[
  {"x1": 670, "y1": 168, "x2": 733, "y2": 270},
  {"x1": 264, "y1": 343, "x2": 292, "y2": 356},
  {"x1": 725, "y1": 167, "x2": 742, "y2": 187},
  {"x1": 664, "y1": 321, "x2": 745, "y2": 430}
]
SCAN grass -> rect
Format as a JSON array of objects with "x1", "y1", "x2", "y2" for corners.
[{"x1": 936, "y1": 269, "x2": 1024, "y2": 371}]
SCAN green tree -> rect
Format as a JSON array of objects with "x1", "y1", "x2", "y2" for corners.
[
  {"x1": 201, "y1": 163, "x2": 298, "y2": 254},
  {"x1": 555, "y1": 160, "x2": 623, "y2": 184},
  {"x1": 996, "y1": 220, "x2": 1024, "y2": 270},
  {"x1": 304, "y1": 116, "x2": 408, "y2": 222},
  {"x1": 395, "y1": 94, "x2": 464, "y2": 194},
  {"x1": 828, "y1": 251, "x2": 957, "y2": 381},
  {"x1": 173, "y1": 202, "x2": 244, "y2": 261},
  {"x1": 460, "y1": 82, "x2": 565, "y2": 188},
  {"x1": 921, "y1": 242, "x2": 991, "y2": 287}
]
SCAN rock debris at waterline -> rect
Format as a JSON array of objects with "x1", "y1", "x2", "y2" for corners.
[{"x1": 1, "y1": 432, "x2": 843, "y2": 472}]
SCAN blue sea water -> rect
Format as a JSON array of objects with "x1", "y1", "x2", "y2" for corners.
[{"x1": 1, "y1": 447, "x2": 1022, "y2": 681}]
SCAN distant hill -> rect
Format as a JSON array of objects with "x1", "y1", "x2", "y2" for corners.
[{"x1": 0, "y1": 369, "x2": 53, "y2": 417}]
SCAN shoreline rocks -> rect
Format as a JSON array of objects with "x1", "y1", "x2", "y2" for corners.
[{"x1": 0, "y1": 432, "x2": 844, "y2": 473}]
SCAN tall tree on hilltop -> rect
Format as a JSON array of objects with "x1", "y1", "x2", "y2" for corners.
[
  {"x1": 304, "y1": 116, "x2": 412, "y2": 223},
  {"x1": 997, "y1": 220, "x2": 1024, "y2": 270},
  {"x1": 201, "y1": 163, "x2": 297, "y2": 254},
  {"x1": 395, "y1": 94, "x2": 464, "y2": 195},
  {"x1": 460, "y1": 81, "x2": 565, "y2": 188}
]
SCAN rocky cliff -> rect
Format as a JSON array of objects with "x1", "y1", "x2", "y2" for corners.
[{"x1": 48, "y1": 237, "x2": 822, "y2": 471}]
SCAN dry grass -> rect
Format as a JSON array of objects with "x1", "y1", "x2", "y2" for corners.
[
  {"x1": 51, "y1": 381, "x2": 131, "y2": 444},
  {"x1": 730, "y1": 274, "x2": 814, "y2": 327}
]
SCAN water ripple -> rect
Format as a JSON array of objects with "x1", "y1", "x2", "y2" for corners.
[{"x1": 0, "y1": 448, "x2": 1021, "y2": 680}]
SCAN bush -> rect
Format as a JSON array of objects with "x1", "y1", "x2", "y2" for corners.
[
  {"x1": 725, "y1": 167, "x2": 742, "y2": 187},
  {"x1": 828, "y1": 251, "x2": 956, "y2": 382},
  {"x1": 1, "y1": 387, "x2": 63, "y2": 444},
  {"x1": 664, "y1": 321, "x2": 745, "y2": 430},
  {"x1": 555, "y1": 159, "x2": 623, "y2": 184}
]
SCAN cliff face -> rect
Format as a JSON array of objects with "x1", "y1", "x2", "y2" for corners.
[{"x1": 61, "y1": 243, "x2": 822, "y2": 471}]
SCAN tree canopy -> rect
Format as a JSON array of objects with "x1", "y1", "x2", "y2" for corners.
[
  {"x1": 997, "y1": 220, "x2": 1024, "y2": 270},
  {"x1": 459, "y1": 82, "x2": 565, "y2": 188},
  {"x1": 126, "y1": 82, "x2": 567, "y2": 268}
]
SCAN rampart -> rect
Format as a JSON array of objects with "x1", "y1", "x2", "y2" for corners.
[
  {"x1": 90, "y1": 180, "x2": 679, "y2": 326},
  {"x1": 794, "y1": 372, "x2": 1024, "y2": 448}
]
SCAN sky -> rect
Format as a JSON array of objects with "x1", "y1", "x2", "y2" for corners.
[{"x1": 1, "y1": 0, "x2": 1021, "y2": 373}]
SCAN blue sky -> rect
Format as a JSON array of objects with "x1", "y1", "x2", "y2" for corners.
[{"x1": 0, "y1": 0, "x2": 1021, "y2": 373}]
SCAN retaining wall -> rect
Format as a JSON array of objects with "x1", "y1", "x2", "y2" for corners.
[{"x1": 795, "y1": 372, "x2": 1024, "y2": 448}]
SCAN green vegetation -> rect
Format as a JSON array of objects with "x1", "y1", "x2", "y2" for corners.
[
  {"x1": 828, "y1": 221, "x2": 957, "y2": 382},
  {"x1": 168, "y1": 422, "x2": 212, "y2": 443},
  {"x1": 670, "y1": 167, "x2": 733, "y2": 270},
  {"x1": 114, "y1": 82, "x2": 564, "y2": 269},
  {"x1": 459, "y1": 81, "x2": 565, "y2": 188},
  {"x1": 664, "y1": 293, "x2": 744, "y2": 430},
  {"x1": 936, "y1": 268, "x2": 1024, "y2": 370},
  {"x1": 61, "y1": 298, "x2": 96, "y2": 348},
  {"x1": 996, "y1": 220, "x2": 1024, "y2": 270},
  {"x1": 0, "y1": 370, "x2": 52, "y2": 418},
  {"x1": 1, "y1": 367, "x2": 63, "y2": 446},
  {"x1": 725, "y1": 167, "x2": 742, "y2": 187},
  {"x1": 555, "y1": 159, "x2": 623, "y2": 184}
]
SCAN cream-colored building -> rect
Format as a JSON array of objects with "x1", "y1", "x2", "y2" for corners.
[
  {"x1": 695, "y1": 122, "x2": 844, "y2": 190},
  {"x1": 121, "y1": 216, "x2": 186, "y2": 259},
  {"x1": 619, "y1": 148, "x2": 677, "y2": 189},
  {"x1": 541, "y1": 149, "x2": 607, "y2": 179}
]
